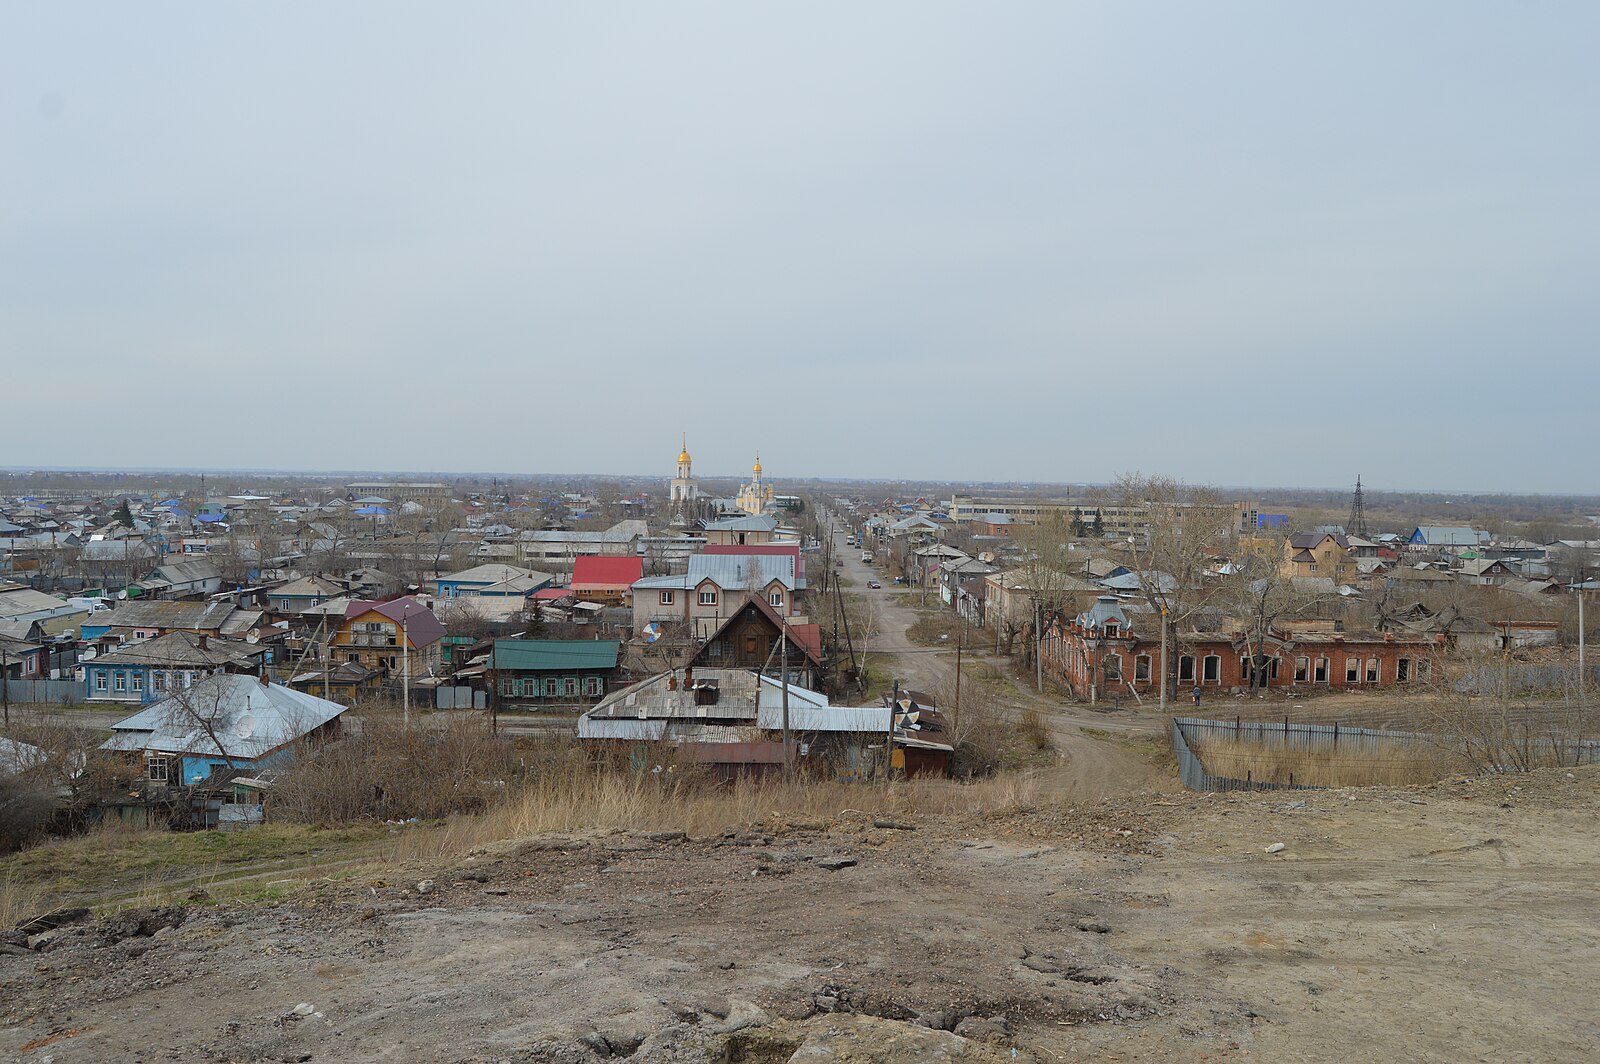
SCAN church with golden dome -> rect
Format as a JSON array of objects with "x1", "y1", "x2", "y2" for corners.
[
  {"x1": 669, "y1": 434, "x2": 699, "y2": 511},
  {"x1": 735, "y1": 454, "x2": 775, "y2": 516}
]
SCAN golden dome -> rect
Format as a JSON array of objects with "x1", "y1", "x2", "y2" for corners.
[
  {"x1": 752, "y1": 455, "x2": 763, "y2": 476},
  {"x1": 677, "y1": 434, "x2": 691, "y2": 465}
]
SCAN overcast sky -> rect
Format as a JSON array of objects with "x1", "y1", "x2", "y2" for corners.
[{"x1": 3, "y1": 3, "x2": 1596, "y2": 492}]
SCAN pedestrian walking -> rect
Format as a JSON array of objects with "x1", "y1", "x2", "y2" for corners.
[{"x1": 1191, "y1": 685, "x2": 1202, "y2": 707}]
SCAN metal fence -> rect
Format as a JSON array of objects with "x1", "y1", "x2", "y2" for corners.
[
  {"x1": 433, "y1": 686, "x2": 487, "y2": 710},
  {"x1": 1452, "y1": 664, "x2": 1600, "y2": 695},
  {"x1": 1171, "y1": 715, "x2": 1600, "y2": 793},
  {"x1": 0, "y1": 677, "x2": 86, "y2": 705}
]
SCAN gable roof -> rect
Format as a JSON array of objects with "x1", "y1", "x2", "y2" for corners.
[
  {"x1": 438, "y1": 563, "x2": 547, "y2": 585},
  {"x1": 693, "y1": 594, "x2": 824, "y2": 667},
  {"x1": 702, "y1": 514, "x2": 779, "y2": 533},
  {"x1": 490, "y1": 638, "x2": 621, "y2": 672},
  {"x1": 571, "y1": 556, "x2": 645, "y2": 588},
  {"x1": 344, "y1": 597, "x2": 444, "y2": 648},
  {"x1": 634, "y1": 553, "x2": 802, "y2": 593},
  {"x1": 1409, "y1": 526, "x2": 1486, "y2": 546},
  {"x1": 92, "y1": 630, "x2": 264, "y2": 668},
  {"x1": 94, "y1": 599, "x2": 240, "y2": 633},
  {"x1": 100, "y1": 675, "x2": 345, "y2": 764}
]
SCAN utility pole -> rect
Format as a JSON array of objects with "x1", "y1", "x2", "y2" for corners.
[
  {"x1": 1578, "y1": 573, "x2": 1587, "y2": 745},
  {"x1": 887, "y1": 678, "x2": 899, "y2": 781},
  {"x1": 954, "y1": 615, "x2": 963, "y2": 723},
  {"x1": 1035, "y1": 598, "x2": 1043, "y2": 694},
  {"x1": 2, "y1": 645, "x2": 10, "y2": 729},
  {"x1": 780, "y1": 628, "x2": 792, "y2": 783},
  {"x1": 401, "y1": 605, "x2": 411, "y2": 729}
]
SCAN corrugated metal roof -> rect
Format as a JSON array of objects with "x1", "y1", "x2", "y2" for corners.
[
  {"x1": 491, "y1": 639, "x2": 621, "y2": 672},
  {"x1": 100, "y1": 676, "x2": 346, "y2": 763}
]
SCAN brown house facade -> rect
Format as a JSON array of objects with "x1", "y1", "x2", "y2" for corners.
[{"x1": 1044, "y1": 596, "x2": 1444, "y2": 701}]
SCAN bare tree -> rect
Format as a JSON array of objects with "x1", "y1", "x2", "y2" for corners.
[{"x1": 1115, "y1": 474, "x2": 1237, "y2": 709}]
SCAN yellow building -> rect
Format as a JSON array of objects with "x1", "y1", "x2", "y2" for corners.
[
  {"x1": 735, "y1": 455, "x2": 775, "y2": 516},
  {"x1": 1281, "y1": 532, "x2": 1353, "y2": 583}
]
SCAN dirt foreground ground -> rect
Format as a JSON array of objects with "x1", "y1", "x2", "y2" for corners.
[{"x1": 4, "y1": 763, "x2": 1598, "y2": 1063}]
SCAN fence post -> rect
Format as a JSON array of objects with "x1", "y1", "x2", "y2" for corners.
[{"x1": 1333, "y1": 722, "x2": 1339, "y2": 749}]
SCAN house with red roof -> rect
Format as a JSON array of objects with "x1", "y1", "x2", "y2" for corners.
[
  {"x1": 570, "y1": 556, "x2": 644, "y2": 607},
  {"x1": 329, "y1": 596, "x2": 445, "y2": 678}
]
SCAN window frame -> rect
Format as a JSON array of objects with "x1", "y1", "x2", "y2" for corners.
[
  {"x1": 698, "y1": 588, "x2": 718, "y2": 607},
  {"x1": 1134, "y1": 654, "x2": 1151, "y2": 682},
  {"x1": 1345, "y1": 657, "x2": 1359, "y2": 683},
  {"x1": 1294, "y1": 655, "x2": 1309, "y2": 683},
  {"x1": 1178, "y1": 655, "x2": 1196, "y2": 682},
  {"x1": 1202, "y1": 655, "x2": 1221, "y2": 684},
  {"x1": 659, "y1": 590, "x2": 675, "y2": 606}
]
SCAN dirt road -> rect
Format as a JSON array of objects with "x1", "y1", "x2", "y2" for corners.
[{"x1": 835, "y1": 538, "x2": 1167, "y2": 800}]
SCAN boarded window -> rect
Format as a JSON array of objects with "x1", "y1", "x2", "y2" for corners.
[
  {"x1": 1345, "y1": 657, "x2": 1359, "y2": 683},
  {"x1": 1366, "y1": 658, "x2": 1379, "y2": 684}
]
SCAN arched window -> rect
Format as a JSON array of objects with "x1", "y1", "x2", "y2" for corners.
[
  {"x1": 1104, "y1": 653, "x2": 1122, "y2": 681},
  {"x1": 1178, "y1": 655, "x2": 1196, "y2": 682},
  {"x1": 1294, "y1": 656, "x2": 1310, "y2": 683},
  {"x1": 1202, "y1": 655, "x2": 1221, "y2": 683},
  {"x1": 1134, "y1": 654, "x2": 1152, "y2": 682}
]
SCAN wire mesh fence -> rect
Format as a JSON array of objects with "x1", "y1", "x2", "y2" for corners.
[{"x1": 1171, "y1": 715, "x2": 1600, "y2": 793}]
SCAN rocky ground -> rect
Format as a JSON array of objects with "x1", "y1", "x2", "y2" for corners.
[{"x1": 5, "y1": 765, "x2": 1598, "y2": 1063}]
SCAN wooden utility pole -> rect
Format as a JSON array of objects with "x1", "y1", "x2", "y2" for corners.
[
  {"x1": 954, "y1": 615, "x2": 963, "y2": 722},
  {"x1": 780, "y1": 629, "x2": 792, "y2": 783},
  {"x1": 1035, "y1": 598, "x2": 1043, "y2": 694},
  {"x1": 887, "y1": 678, "x2": 899, "y2": 781}
]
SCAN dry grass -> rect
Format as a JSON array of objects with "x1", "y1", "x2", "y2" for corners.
[
  {"x1": 1019, "y1": 706, "x2": 1053, "y2": 751},
  {"x1": 1191, "y1": 737, "x2": 1468, "y2": 788},
  {"x1": 388, "y1": 762, "x2": 1044, "y2": 863},
  {"x1": 1, "y1": 869, "x2": 41, "y2": 929}
]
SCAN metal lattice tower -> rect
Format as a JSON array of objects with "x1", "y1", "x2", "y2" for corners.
[{"x1": 1347, "y1": 475, "x2": 1368, "y2": 538}]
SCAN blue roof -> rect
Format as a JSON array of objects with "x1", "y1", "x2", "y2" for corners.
[
  {"x1": 194, "y1": 513, "x2": 225, "y2": 523},
  {"x1": 352, "y1": 506, "x2": 389, "y2": 516}
]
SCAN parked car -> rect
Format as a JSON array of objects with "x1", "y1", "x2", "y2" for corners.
[{"x1": 866, "y1": 580, "x2": 882, "y2": 589}]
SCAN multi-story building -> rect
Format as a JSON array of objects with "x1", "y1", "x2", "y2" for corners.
[
  {"x1": 947, "y1": 495, "x2": 1260, "y2": 539},
  {"x1": 329, "y1": 597, "x2": 444, "y2": 677},
  {"x1": 632, "y1": 553, "x2": 806, "y2": 639}
]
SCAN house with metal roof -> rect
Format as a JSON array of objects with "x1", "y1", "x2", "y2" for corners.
[
  {"x1": 578, "y1": 667, "x2": 944, "y2": 781},
  {"x1": 100, "y1": 673, "x2": 346, "y2": 788},
  {"x1": 632, "y1": 554, "x2": 807, "y2": 638},
  {"x1": 485, "y1": 638, "x2": 622, "y2": 704},
  {"x1": 435, "y1": 563, "x2": 554, "y2": 599},
  {"x1": 570, "y1": 556, "x2": 645, "y2": 607},
  {"x1": 83, "y1": 631, "x2": 270, "y2": 704},
  {"x1": 1407, "y1": 526, "x2": 1488, "y2": 548},
  {"x1": 701, "y1": 514, "x2": 780, "y2": 546}
]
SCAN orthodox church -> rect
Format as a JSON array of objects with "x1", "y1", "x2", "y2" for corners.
[
  {"x1": 735, "y1": 455, "x2": 775, "y2": 516},
  {"x1": 670, "y1": 435, "x2": 699, "y2": 511}
]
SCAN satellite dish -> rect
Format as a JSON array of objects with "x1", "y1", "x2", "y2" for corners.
[
  {"x1": 235, "y1": 712, "x2": 256, "y2": 740},
  {"x1": 642, "y1": 622, "x2": 662, "y2": 644}
]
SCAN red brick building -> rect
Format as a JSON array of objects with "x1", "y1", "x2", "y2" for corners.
[{"x1": 1043, "y1": 596, "x2": 1444, "y2": 701}]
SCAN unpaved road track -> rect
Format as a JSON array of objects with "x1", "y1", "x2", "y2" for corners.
[{"x1": 836, "y1": 541, "x2": 1167, "y2": 800}]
